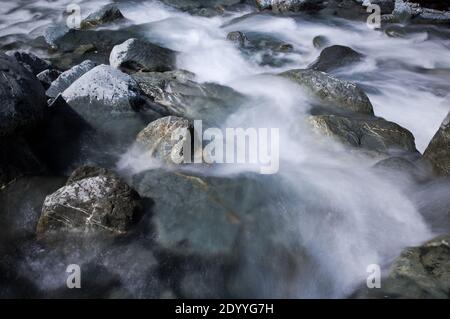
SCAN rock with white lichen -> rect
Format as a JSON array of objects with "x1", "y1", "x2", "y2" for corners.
[{"x1": 37, "y1": 166, "x2": 142, "y2": 236}]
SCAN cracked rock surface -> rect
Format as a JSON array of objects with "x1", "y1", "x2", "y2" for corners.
[{"x1": 37, "y1": 166, "x2": 142, "y2": 236}]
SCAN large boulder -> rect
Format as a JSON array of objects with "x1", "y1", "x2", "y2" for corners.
[
  {"x1": 37, "y1": 166, "x2": 142, "y2": 236},
  {"x1": 310, "y1": 45, "x2": 364, "y2": 72},
  {"x1": 110, "y1": 38, "x2": 176, "y2": 73},
  {"x1": 308, "y1": 114, "x2": 418, "y2": 154},
  {"x1": 280, "y1": 69, "x2": 374, "y2": 115},
  {"x1": 356, "y1": 235, "x2": 450, "y2": 298},
  {"x1": 423, "y1": 112, "x2": 450, "y2": 176},
  {"x1": 0, "y1": 53, "x2": 46, "y2": 136},
  {"x1": 46, "y1": 60, "x2": 97, "y2": 98},
  {"x1": 132, "y1": 169, "x2": 286, "y2": 260},
  {"x1": 60, "y1": 65, "x2": 164, "y2": 149},
  {"x1": 132, "y1": 70, "x2": 246, "y2": 124}
]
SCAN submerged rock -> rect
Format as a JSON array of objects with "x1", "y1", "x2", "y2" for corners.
[
  {"x1": 309, "y1": 114, "x2": 418, "y2": 154},
  {"x1": 226, "y1": 31, "x2": 249, "y2": 47},
  {"x1": 423, "y1": 112, "x2": 450, "y2": 176},
  {"x1": 280, "y1": 69, "x2": 374, "y2": 115},
  {"x1": 310, "y1": 45, "x2": 364, "y2": 72},
  {"x1": 312, "y1": 35, "x2": 330, "y2": 48},
  {"x1": 110, "y1": 38, "x2": 176, "y2": 73},
  {"x1": 0, "y1": 53, "x2": 46, "y2": 136},
  {"x1": 46, "y1": 60, "x2": 97, "y2": 98},
  {"x1": 37, "y1": 166, "x2": 142, "y2": 236},
  {"x1": 132, "y1": 169, "x2": 285, "y2": 259},
  {"x1": 132, "y1": 70, "x2": 246, "y2": 124}
]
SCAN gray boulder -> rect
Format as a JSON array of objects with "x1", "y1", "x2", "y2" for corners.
[
  {"x1": 255, "y1": 0, "x2": 325, "y2": 12},
  {"x1": 309, "y1": 114, "x2": 418, "y2": 154},
  {"x1": 132, "y1": 70, "x2": 246, "y2": 124},
  {"x1": 132, "y1": 169, "x2": 285, "y2": 259},
  {"x1": 60, "y1": 65, "x2": 164, "y2": 145},
  {"x1": 37, "y1": 166, "x2": 142, "y2": 236},
  {"x1": 110, "y1": 38, "x2": 176, "y2": 73},
  {"x1": 280, "y1": 69, "x2": 374, "y2": 115},
  {"x1": 392, "y1": 0, "x2": 450, "y2": 24},
  {"x1": 0, "y1": 53, "x2": 46, "y2": 136},
  {"x1": 80, "y1": 4, "x2": 125, "y2": 29},
  {"x1": 423, "y1": 112, "x2": 450, "y2": 176},
  {"x1": 62, "y1": 64, "x2": 151, "y2": 115},
  {"x1": 46, "y1": 60, "x2": 97, "y2": 98},
  {"x1": 310, "y1": 45, "x2": 364, "y2": 72}
]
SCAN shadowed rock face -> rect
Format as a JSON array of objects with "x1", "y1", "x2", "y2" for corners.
[
  {"x1": 0, "y1": 53, "x2": 46, "y2": 137},
  {"x1": 424, "y1": 112, "x2": 450, "y2": 176},
  {"x1": 37, "y1": 166, "x2": 142, "y2": 236}
]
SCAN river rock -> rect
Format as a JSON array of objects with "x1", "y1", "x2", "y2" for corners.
[
  {"x1": 37, "y1": 69, "x2": 62, "y2": 90},
  {"x1": 132, "y1": 169, "x2": 285, "y2": 259},
  {"x1": 310, "y1": 45, "x2": 364, "y2": 72},
  {"x1": 37, "y1": 166, "x2": 142, "y2": 236},
  {"x1": 423, "y1": 112, "x2": 450, "y2": 176},
  {"x1": 0, "y1": 53, "x2": 46, "y2": 136},
  {"x1": 392, "y1": 0, "x2": 450, "y2": 24},
  {"x1": 8, "y1": 51, "x2": 51, "y2": 75},
  {"x1": 309, "y1": 114, "x2": 418, "y2": 154},
  {"x1": 255, "y1": 0, "x2": 325, "y2": 12},
  {"x1": 60, "y1": 65, "x2": 165, "y2": 147},
  {"x1": 136, "y1": 116, "x2": 194, "y2": 165},
  {"x1": 132, "y1": 70, "x2": 246, "y2": 124},
  {"x1": 280, "y1": 69, "x2": 374, "y2": 115},
  {"x1": 80, "y1": 4, "x2": 125, "y2": 29},
  {"x1": 226, "y1": 31, "x2": 249, "y2": 47},
  {"x1": 46, "y1": 60, "x2": 97, "y2": 98},
  {"x1": 356, "y1": 235, "x2": 450, "y2": 298},
  {"x1": 110, "y1": 38, "x2": 176, "y2": 73}
]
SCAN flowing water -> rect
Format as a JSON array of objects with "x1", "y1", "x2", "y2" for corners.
[{"x1": 1, "y1": 0, "x2": 450, "y2": 298}]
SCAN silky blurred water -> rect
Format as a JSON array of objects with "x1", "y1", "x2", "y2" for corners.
[{"x1": 1, "y1": 0, "x2": 449, "y2": 298}]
